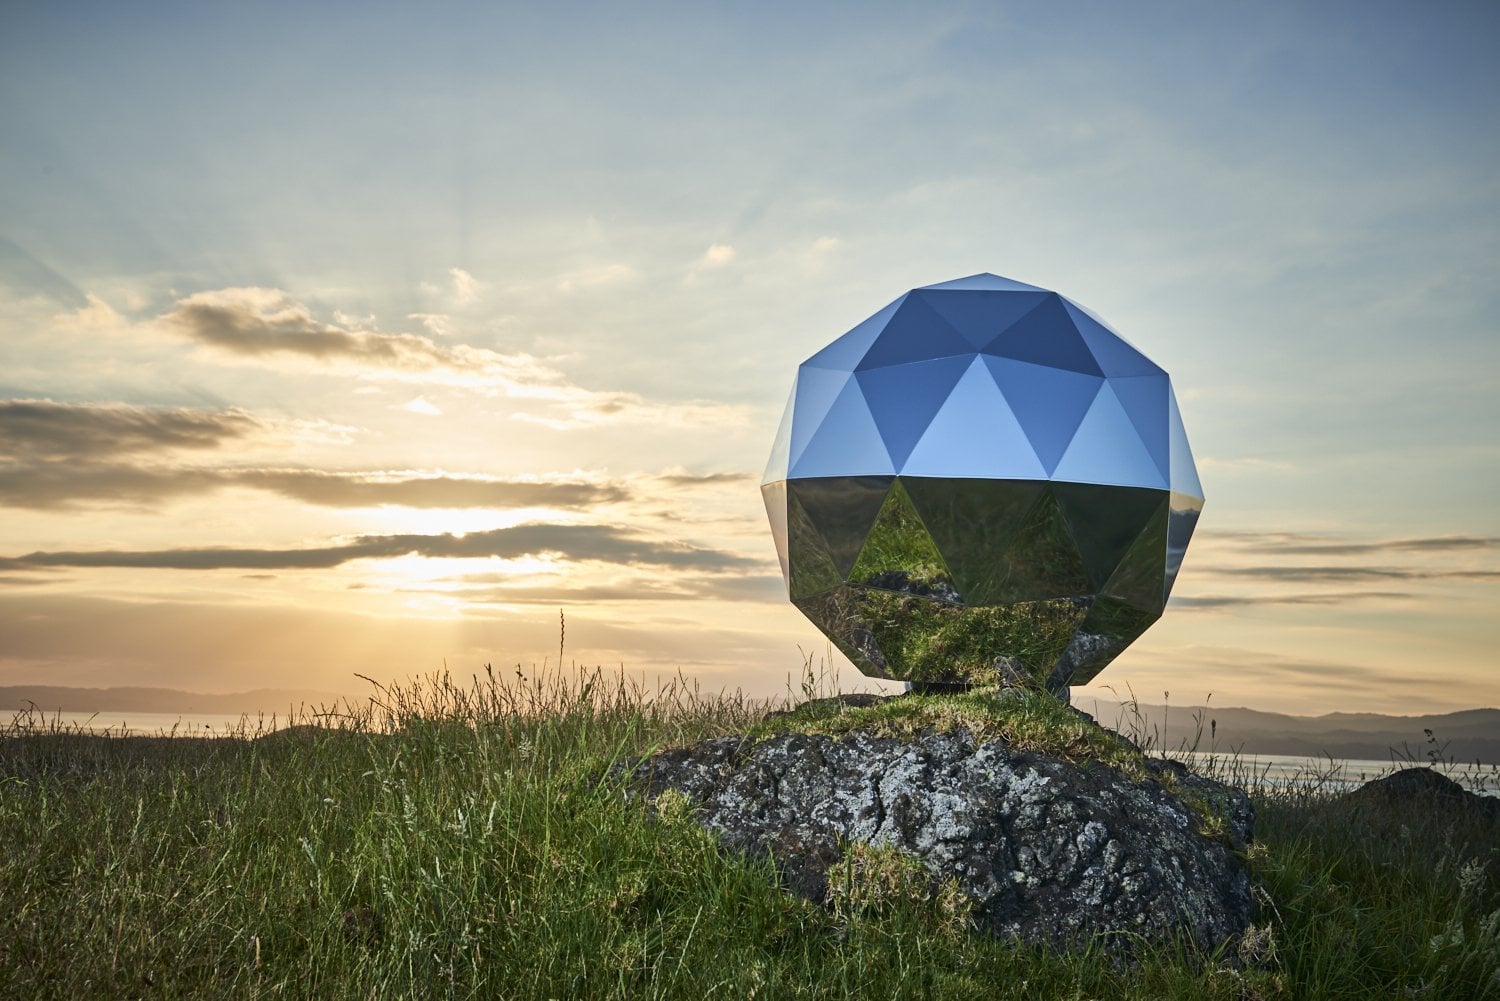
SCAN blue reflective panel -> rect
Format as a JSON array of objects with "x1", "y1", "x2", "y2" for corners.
[
  {"x1": 920, "y1": 273, "x2": 1047, "y2": 293},
  {"x1": 1052, "y1": 383, "x2": 1168, "y2": 490},
  {"x1": 788, "y1": 377, "x2": 896, "y2": 478},
  {"x1": 855, "y1": 354, "x2": 974, "y2": 469},
  {"x1": 983, "y1": 355, "x2": 1102, "y2": 475},
  {"x1": 911, "y1": 288, "x2": 1050, "y2": 350},
  {"x1": 1106, "y1": 373, "x2": 1170, "y2": 485},
  {"x1": 983, "y1": 294, "x2": 1104, "y2": 376},
  {"x1": 856, "y1": 293, "x2": 973, "y2": 370},
  {"x1": 762, "y1": 383, "x2": 796, "y2": 485},
  {"x1": 803, "y1": 294, "x2": 905, "y2": 372},
  {"x1": 901, "y1": 356, "x2": 1047, "y2": 478},
  {"x1": 1167, "y1": 384, "x2": 1204, "y2": 500},
  {"x1": 786, "y1": 366, "x2": 852, "y2": 473},
  {"x1": 1060, "y1": 300, "x2": 1164, "y2": 378},
  {"x1": 760, "y1": 480, "x2": 790, "y2": 588}
]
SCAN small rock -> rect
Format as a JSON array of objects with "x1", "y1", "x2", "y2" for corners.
[{"x1": 1345, "y1": 766, "x2": 1500, "y2": 823}]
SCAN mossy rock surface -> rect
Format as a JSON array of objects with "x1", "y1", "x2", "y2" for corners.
[
  {"x1": 623, "y1": 697, "x2": 1256, "y2": 957},
  {"x1": 752, "y1": 688, "x2": 1148, "y2": 779}
]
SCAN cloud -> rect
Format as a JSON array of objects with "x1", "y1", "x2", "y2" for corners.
[
  {"x1": 653, "y1": 471, "x2": 755, "y2": 488},
  {"x1": 0, "y1": 462, "x2": 633, "y2": 511},
  {"x1": 449, "y1": 267, "x2": 483, "y2": 304},
  {"x1": 1167, "y1": 527, "x2": 1500, "y2": 611},
  {"x1": 1105, "y1": 645, "x2": 1446, "y2": 703},
  {"x1": 236, "y1": 471, "x2": 631, "y2": 510},
  {"x1": 1171, "y1": 591, "x2": 1415, "y2": 609},
  {"x1": 140, "y1": 287, "x2": 747, "y2": 428},
  {"x1": 1204, "y1": 565, "x2": 1500, "y2": 583},
  {"x1": 50, "y1": 293, "x2": 128, "y2": 332},
  {"x1": 0, "y1": 465, "x2": 221, "y2": 508},
  {"x1": 701, "y1": 244, "x2": 736, "y2": 268},
  {"x1": 0, "y1": 399, "x2": 261, "y2": 461},
  {"x1": 10, "y1": 524, "x2": 756, "y2": 572},
  {"x1": 408, "y1": 312, "x2": 451, "y2": 337},
  {"x1": 436, "y1": 573, "x2": 785, "y2": 606},
  {"x1": 1219, "y1": 531, "x2": 1500, "y2": 556},
  {"x1": 400, "y1": 396, "x2": 442, "y2": 416},
  {"x1": 0, "y1": 399, "x2": 747, "y2": 512},
  {"x1": 161, "y1": 287, "x2": 519, "y2": 373},
  {"x1": 155, "y1": 287, "x2": 571, "y2": 399}
]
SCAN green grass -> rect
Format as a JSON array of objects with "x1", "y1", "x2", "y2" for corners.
[
  {"x1": 1, "y1": 667, "x2": 1497, "y2": 1000},
  {"x1": 851, "y1": 589, "x2": 1084, "y2": 686}
]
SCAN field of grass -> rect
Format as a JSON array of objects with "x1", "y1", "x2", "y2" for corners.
[{"x1": 2, "y1": 666, "x2": 1497, "y2": 1000}]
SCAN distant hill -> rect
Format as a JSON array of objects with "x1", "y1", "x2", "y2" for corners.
[
  {"x1": 0, "y1": 685, "x2": 353, "y2": 715},
  {"x1": 1078, "y1": 699, "x2": 1500, "y2": 765},
  {"x1": 5, "y1": 685, "x2": 1498, "y2": 764}
]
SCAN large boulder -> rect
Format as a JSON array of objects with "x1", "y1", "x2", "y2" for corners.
[{"x1": 619, "y1": 712, "x2": 1254, "y2": 956}]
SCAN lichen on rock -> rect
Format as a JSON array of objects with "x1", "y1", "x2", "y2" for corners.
[{"x1": 616, "y1": 694, "x2": 1255, "y2": 957}]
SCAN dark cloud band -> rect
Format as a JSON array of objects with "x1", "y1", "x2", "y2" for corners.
[
  {"x1": 0, "y1": 399, "x2": 259, "y2": 461},
  {"x1": 11, "y1": 523, "x2": 754, "y2": 573},
  {"x1": 162, "y1": 288, "x2": 493, "y2": 372}
]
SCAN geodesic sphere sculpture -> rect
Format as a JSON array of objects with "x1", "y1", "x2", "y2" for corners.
[{"x1": 762, "y1": 273, "x2": 1203, "y2": 694}]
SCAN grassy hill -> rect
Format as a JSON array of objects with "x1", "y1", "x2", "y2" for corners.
[{"x1": 1, "y1": 670, "x2": 1496, "y2": 999}]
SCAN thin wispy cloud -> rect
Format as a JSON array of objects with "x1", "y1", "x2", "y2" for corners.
[
  {"x1": 1203, "y1": 565, "x2": 1500, "y2": 583},
  {"x1": 0, "y1": 462, "x2": 644, "y2": 512},
  {"x1": 555, "y1": 263, "x2": 634, "y2": 292},
  {"x1": 432, "y1": 573, "x2": 785, "y2": 606},
  {"x1": 0, "y1": 399, "x2": 261, "y2": 460},
  {"x1": 159, "y1": 287, "x2": 554, "y2": 383},
  {"x1": 1139, "y1": 646, "x2": 1447, "y2": 697},
  {"x1": 48, "y1": 289, "x2": 751, "y2": 428},
  {"x1": 1171, "y1": 591, "x2": 1415, "y2": 609},
  {"x1": 0, "y1": 394, "x2": 746, "y2": 511},
  {"x1": 1217, "y1": 531, "x2": 1500, "y2": 556},
  {"x1": 239, "y1": 471, "x2": 633, "y2": 510},
  {"x1": 654, "y1": 471, "x2": 755, "y2": 488},
  {"x1": 1169, "y1": 526, "x2": 1500, "y2": 613},
  {"x1": 701, "y1": 244, "x2": 736, "y2": 268},
  {"x1": 8, "y1": 524, "x2": 754, "y2": 572},
  {"x1": 449, "y1": 267, "x2": 484, "y2": 304}
]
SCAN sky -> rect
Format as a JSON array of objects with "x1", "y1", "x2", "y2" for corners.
[{"x1": 1, "y1": 1, "x2": 1496, "y2": 716}]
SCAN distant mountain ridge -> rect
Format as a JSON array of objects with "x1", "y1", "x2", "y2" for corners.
[
  {"x1": 1080, "y1": 699, "x2": 1500, "y2": 765},
  {"x1": 1, "y1": 685, "x2": 352, "y2": 715},
  {"x1": 5, "y1": 686, "x2": 1498, "y2": 764}
]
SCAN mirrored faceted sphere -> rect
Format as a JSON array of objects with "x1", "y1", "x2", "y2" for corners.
[{"x1": 762, "y1": 274, "x2": 1204, "y2": 693}]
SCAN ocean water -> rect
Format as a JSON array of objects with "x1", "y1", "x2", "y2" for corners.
[
  {"x1": 9, "y1": 711, "x2": 1498, "y2": 799},
  {"x1": 1177, "y1": 752, "x2": 1500, "y2": 798},
  {"x1": 6, "y1": 710, "x2": 305, "y2": 737}
]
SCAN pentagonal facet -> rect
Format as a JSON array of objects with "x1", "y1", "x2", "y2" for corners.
[{"x1": 764, "y1": 273, "x2": 1203, "y2": 693}]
